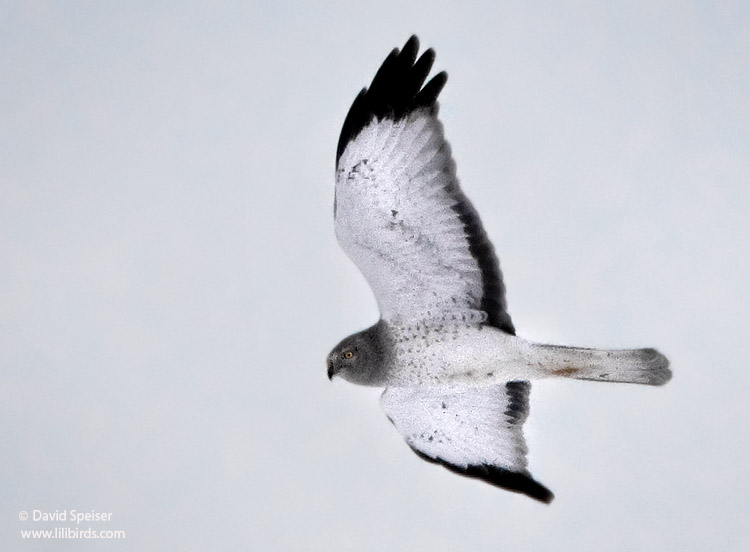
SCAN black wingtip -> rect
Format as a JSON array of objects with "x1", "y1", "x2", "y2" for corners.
[
  {"x1": 402, "y1": 35, "x2": 419, "y2": 62},
  {"x1": 452, "y1": 462, "x2": 554, "y2": 504},
  {"x1": 410, "y1": 448, "x2": 554, "y2": 504},
  {"x1": 473, "y1": 465, "x2": 554, "y2": 504},
  {"x1": 336, "y1": 36, "x2": 448, "y2": 166},
  {"x1": 415, "y1": 70, "x2": 447, "y2": 109}
]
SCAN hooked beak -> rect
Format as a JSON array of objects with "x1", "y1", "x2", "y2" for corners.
[{"x1": 327, "y1": 361, "x2": 338, "y2": 381}]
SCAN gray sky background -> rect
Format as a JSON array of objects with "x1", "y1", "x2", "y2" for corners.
[{"x1": 2, "y1": 1, "x2": 749, "y2": 550}]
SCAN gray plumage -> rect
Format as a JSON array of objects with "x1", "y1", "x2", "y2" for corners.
[{"x1": 327, "y1": 36, "x2": 671, "y2": 504}]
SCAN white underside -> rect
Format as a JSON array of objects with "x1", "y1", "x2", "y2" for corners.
[{"x1": 382, "y1": 323, "x2": 541, "y2": 387}]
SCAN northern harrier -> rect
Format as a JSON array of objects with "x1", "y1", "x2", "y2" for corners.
[{"x1": 327, "y1": 36, "x2": 671, "y2": 503}]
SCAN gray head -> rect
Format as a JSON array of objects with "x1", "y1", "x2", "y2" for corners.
[{"x1": 326, "y1": 325, "x2": 384, "y2": 386}]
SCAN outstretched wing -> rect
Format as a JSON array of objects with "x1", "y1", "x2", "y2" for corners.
[
  {"x1": 381, "y1": 381, "x2": 552, "y2": 503},
  {"x1": 335, "y1": 36, "x2": 514, "y2": 333}
]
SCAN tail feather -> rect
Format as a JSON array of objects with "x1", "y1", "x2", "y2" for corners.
[{"x1": 534, "y1": 344, "x2": 671, "y2": 386}]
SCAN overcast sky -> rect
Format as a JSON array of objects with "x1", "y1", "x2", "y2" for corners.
[{"x1": 2, "y1": 1, "x2": 749, "y2": 550}]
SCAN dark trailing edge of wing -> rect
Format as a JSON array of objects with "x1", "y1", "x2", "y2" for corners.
[
  {"x1": 449, "y1": 187, "x2": 516, "y2": 334},
  {"x1": 410, "y1": 448, "x2": 554, "y2": 504},
  {"x1": 504, "y1": 380, "x2": 530, "y2": 424},
  {"x1": 336, "y1": 35, "x2": 447, "y2": 166}
]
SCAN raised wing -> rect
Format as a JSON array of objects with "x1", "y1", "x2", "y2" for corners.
[
  {"x1": 335, "y1": 36, "x2": 514, "y2": 333},
  {"x1": 381, "y1": 382, "x2": 553, "y2": 503}
]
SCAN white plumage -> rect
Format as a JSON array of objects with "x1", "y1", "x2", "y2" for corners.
[
  {"x1": 381, "y1": 384, "x2": 530, "y2": 470},
  {"x1": 336, "y1": 111, "x2": 487, "y2": 326},
  {"x1": 327, "y1": 36, "x2": 670, "y2": 504}
]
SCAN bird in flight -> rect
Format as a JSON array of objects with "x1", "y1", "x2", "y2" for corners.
[{"x1": 327, "y1": 35, "x2": 671, "y2": 503}]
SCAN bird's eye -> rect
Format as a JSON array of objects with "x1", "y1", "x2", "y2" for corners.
[{"x1": 343, "y1": 351, "x2": 354, "y2": 359}]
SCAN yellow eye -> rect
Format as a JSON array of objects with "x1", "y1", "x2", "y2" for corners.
[{"x1": 343, "y1": 351, "x2": 354, "y2": 359}]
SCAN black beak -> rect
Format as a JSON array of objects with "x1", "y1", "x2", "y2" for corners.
[{"x1": 327, "y1": 361, "x2": 336, "y2": 381}]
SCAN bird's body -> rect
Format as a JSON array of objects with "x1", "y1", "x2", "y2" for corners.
[
  {"x1": 334, "y1": 320, "x2": 669, "y2": 388},
  {"x1": 332, "y1": 320, "x2": 529, "y2": 387},
  {"x1": 327, "y1": 36, "x2": 671, "y2": 504}
]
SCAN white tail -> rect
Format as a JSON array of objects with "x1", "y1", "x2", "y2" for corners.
[{"x1": 532, "y1": 344, "x2": 671, "y2": 386}]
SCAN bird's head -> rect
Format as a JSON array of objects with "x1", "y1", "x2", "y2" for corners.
[{"x1": 326, "y1": 326, "x2": 383, "y2": 386}]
